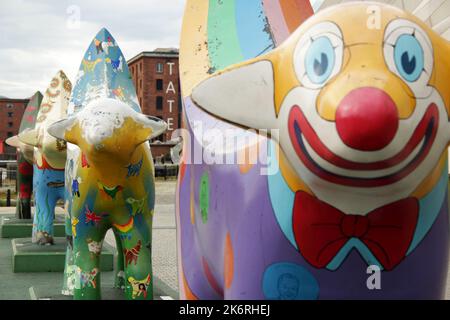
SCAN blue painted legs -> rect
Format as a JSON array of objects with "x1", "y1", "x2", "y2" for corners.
[{"x1": 32, "y1": 166, "x2": 65, "y2": 245}]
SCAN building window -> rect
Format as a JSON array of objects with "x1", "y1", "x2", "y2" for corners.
[
  {"x1": 6, "y1": 103, "x2": 13, "y2": 109},
  {"x1": 156, "y1": 96, "x2": 163, "y2": 110},
  {"x1": 7, "y1": 122, "x2": 13, "y2": 128},
  {"x1": 156, "y1": 63, "x2": 164, "y2": 74},
  {"x1": 7, "y1": 112, "x2": 13, "y2": 117},
  {"x1": 156, "y1": 79, "x2": 163, "y2": 91},
  {"x1": 7, "y1": 132, "x2": 13, "y2": 137}
]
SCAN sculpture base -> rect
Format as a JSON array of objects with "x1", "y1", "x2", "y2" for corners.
[
  {"x1": 12, "y1": 238, "x2": 114, "y2": 273},
  {"x1": 29, "y1": 275, "x2": 177, "y2": 300},
  {"x1": 30, "y1": 285, "x2": 124, "y2": 300},
  {"x1": 1, "y1": 216, "x2": 66, "y2": 239}
]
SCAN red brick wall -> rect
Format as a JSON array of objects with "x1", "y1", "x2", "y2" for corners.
[
  {"x1": 129, "y1": 55, "x2": 181, "y2": 143},
  {"x1": 0, "y1": 98, "x2": 29, "y2": 154}
]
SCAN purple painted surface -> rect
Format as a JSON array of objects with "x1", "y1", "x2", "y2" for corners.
[{"x1": 178, "y1": 100, "x2": 449, "y2": 300}]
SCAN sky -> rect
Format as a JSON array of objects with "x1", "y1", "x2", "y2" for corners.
[{"x1": 0, "y1": 0, "x2": 186, "y2": 99}]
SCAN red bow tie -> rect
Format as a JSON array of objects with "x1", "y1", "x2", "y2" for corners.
[{"x1": 292, "y1": 192, "x2": 418, "y2": 270}]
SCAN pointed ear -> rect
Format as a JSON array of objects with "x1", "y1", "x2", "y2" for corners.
[
  {"x1": 5, "y1": 135, "x2": 20, "y2": 148},
  {"x1": 47, "y1": 117, "x2": 78, "y2": 143},
  {"x1": 191, "y1": 60, "x2": 277, "y2": 130},
  {"x1": 18, "y1": 129, "x2": 38, "y2": 147},
  {"x1": 134, "y1": 114, "x2": 168, "y2": 142}
]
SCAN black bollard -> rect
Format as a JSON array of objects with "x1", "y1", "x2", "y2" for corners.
[{"x1": 6, "y1": 189, "x2": 11, "y2": 207}]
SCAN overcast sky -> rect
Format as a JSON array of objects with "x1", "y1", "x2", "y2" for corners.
[{"x1": 0, "y1": 0, "x2": 186, "y2": 99}]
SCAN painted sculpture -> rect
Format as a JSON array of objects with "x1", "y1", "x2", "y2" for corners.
[
  {"x1": 177, "y1": 1, "x2": 450, "y2": 299},
  {"x1": 48, "y1": 28, "x2": 166, "y2": 300},
  {"x1": 5, "y1": 91, "x2": 42, "y2": 219},
  {"x1": 19, "y1": 71, "x2": 70, "y2": 245}
]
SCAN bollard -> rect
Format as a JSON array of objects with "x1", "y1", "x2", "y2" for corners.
[{"x1": 6, "y1": 189, "x2": 11, "y2": 207}]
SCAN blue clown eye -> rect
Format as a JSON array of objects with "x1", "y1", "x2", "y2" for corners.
[
  {"x1": 305, "y1": 37, "x2": 335, "y2": 84},
  {"x1": 394, "y1": 34, "x2": 424, "y2": 82}
]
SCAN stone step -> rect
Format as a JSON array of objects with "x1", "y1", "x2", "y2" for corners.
[
  {"x1": 12, "y1": 237, "x2": 114, "y2": 273},
  {"x1": 1, "y1": 216, "x2": 66, "y2": 239}
]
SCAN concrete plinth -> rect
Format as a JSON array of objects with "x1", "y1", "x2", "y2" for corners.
[
  {"x1": 12, "y1": 237, "x2": 114, "y2": 273},
  {"x1": 1, "y1": 216, "x2": 66, "y2": 239}
]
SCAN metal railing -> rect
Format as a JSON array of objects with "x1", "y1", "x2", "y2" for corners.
[{"x1": 0, "y1": 159, "x2": 178, "y2": 206}]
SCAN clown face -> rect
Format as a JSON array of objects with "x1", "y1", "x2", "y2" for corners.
[{"x1": 192, "y1": 3, "x2": 450, "y2": 214}]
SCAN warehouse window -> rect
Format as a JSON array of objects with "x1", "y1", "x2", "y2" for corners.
[
  {"x1": 8, "y1": 122, "x2": 13, "y2": 128},
  {"x1": 156, "y1": 63, "x2": 164, "y2": 74},
  {"x1": 7, "y1": 132, "x2": 13, "y2": 137},
  {"x1": 156, "y1": 79, "x2": 163, "y2": 91},
  {"x1": 156, "y1": 96, "x2": 163, "y2": 110},
  {"x1": 7, "y1": 112, "x2": 13, "y2": 117},
  {"x1": 6, "y1": 103, "x2": 13, "y2": 109}
]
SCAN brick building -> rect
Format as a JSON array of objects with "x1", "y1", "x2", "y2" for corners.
[
  {"x1": 128, "y1": 48, "x2": 182, "y2": 143},
  {"x1": 0, "y1": 96, "x2": 29, "y2": 156}
]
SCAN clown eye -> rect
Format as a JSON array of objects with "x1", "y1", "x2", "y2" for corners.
[
  {"x1": 294, "y1": 22, "x2": 343, "y2": 89},
  {"x1": 383, "y1": 19, "x2": 433, "y2": 97},
  {"x1": 394, "y1": 34, "x2": 424, "y2": 82},
  {"x1": 305, "y1": 37, "x2": 335, "y2": 84}
]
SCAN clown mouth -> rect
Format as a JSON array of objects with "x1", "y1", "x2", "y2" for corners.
[{"x1": 288, "y1": 104, "x2": 439, "y2": 188}]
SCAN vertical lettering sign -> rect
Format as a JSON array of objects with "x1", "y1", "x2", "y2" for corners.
[{"x1": 166, "y1": 62, "x2": 176, "y2": 139}]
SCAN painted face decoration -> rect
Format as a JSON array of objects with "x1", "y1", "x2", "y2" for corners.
[
  {"x1": 191, "y1": 5, "x2": 450, "y2": 215},
  {"x1": 287, "y1": 19, "x2": 439, "y2": 188}
]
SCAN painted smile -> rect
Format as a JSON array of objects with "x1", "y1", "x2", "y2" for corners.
[{"x1": 288, "y1": 104, "x2": 439, "y2": 187}]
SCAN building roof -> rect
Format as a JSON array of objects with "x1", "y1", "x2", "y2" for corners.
[
  {"x1": 313, "y1": 0, "x2": 450, "y2": 40},
  {"x1": 128, "y1": 48, "x2": 179, "y2": 65},
  {"x1": 0, "y1": 96, "x2": 29, "y2": 102}
]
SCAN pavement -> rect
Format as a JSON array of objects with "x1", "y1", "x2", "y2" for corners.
[{"x1": 1, "y1": 180, "x2": 450, "y2": 299}]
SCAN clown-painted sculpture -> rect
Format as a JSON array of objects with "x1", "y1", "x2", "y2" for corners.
[
  {"x1": 19, "y1": 71, "x2": 70, "y2": 245},
  {"x1": 6, "y1": 91, "x2": 42, "y2": 219},
  {"x1": 48, "y1": 28, "x2": 166, "y2": 300},
  {"x1": 177, "y1": 1, "x2": 450, "y2": 299}
]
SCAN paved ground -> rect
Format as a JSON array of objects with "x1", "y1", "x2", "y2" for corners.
[{"x1": 1, "y1": 180, "x2": 450, "y2": 299}]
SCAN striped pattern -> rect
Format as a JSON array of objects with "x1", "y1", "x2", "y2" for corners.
[{"x1": 180, "y1": 0, "x2": 313, "y2": 97}]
